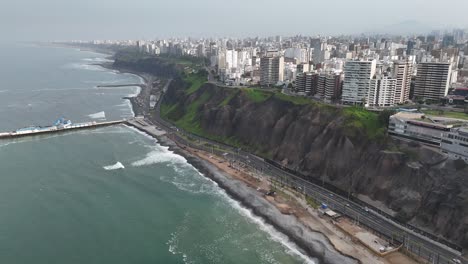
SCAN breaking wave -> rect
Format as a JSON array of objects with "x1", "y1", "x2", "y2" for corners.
[
  {"x1": 88, "y1": 111, "x2": 106, "y2": 119},
  {"x1": 103, "y1": 162, "x2": 125, "y2": 170},
  {"x1": 125, "y1": 127, "x2": 315, "y2": 263},
  {"x1": 131, "y1": 148, "x2": 187, "y2": 167},
  {"x1": 64, "y1": 62, "x2": 106, "y2": 71},
  {"x1": 82, "y1": 57, "x2": 113, "y2": 63}
]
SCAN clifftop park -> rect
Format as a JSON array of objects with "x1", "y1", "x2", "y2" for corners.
[{"x1": 111, "y1": 48, "x2": 468, "y2": 255}]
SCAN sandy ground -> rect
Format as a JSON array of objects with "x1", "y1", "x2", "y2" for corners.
[{"x1": 186, "y1": 147, "x2": 421, "y2": 264}]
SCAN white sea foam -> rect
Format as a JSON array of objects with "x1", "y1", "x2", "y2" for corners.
[
  {"x1": 124, "y1": 126, "x2": 314, "y2": 263},
  {"x1": 103, "y1": 162, "x2": 125, "y2": 170},
  {"x1": 64, "y1": 62, "x2": 119, "y2": 74},
  {"x1": 126, "y1": 99, "x2": 135, "y2": 117},
  {"x1": 65, "y1": 62, "x2": 105, "y2": 71},
  {"x1": 82, "y1": 57, "x2": 113, "y2": 63},
  {"x1": 163, "y1": 161, "x2": 314, "y2": 263},
  {"x1": 125, "y1": 86, "x2": 141, "y2": 97},
  {"x1": 219, "y1": 189, "x2": 315, "y2": 264},
  {"x1": 88, "y1": 111, "x2": 106, "y2": 119},
  {"x1": 166, "y1": 213, "x2": 195, "y2": 264},
  {"x1": 131, "y1": 149, "x2": 187, "y2": 167}
]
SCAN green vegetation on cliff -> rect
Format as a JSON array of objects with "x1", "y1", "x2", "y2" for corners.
[
  {"x1": 243, "y1": 88, "x2": 272, "y2": 102},
  {"x1": 174, "y1": 89, "x2": 213, "y2": 133},
  {"x1": 273, "y1": 93, "x2": 315, "y2": 105},
  {"x1": 162, "y1": 84, "x2": 389, "y2": 144},
  {"x1": 219, "y1": 89, "x2": 240, "y2": 106},
  {"x1": 342, "y1": 107, "x2": 387, "y2": 141},
  {"x1": 184, "y1": 71, "x2": 208, "y2": 95}
]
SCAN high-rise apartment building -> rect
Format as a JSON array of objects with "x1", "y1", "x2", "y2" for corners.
[
  {"x1": 260, "y1": 56, "x2": 284, "y2": 86},
  {"x1": 413, "y1": 62, "x2": 451, "y2": 101},
  {"x1": 323, "y1": 74, "x2": 343, "y2": 102},
  {"x1": 393, "y1": 59, "x2": 414, "y2": 104},
  {"x1": 295, "y1": 72, "x2": 317, "y2": 95},
  {"x1": 368, "y1": 75, "x2": 397, "y2": 107},
  {"x1": 311, "y1": 38, "x2": 324, "y2": 63},
  {"x1": 342, "y1": 60, "x2": 377, "y2": 105}
]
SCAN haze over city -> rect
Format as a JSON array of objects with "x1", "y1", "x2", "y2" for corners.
[{"x1": 2, "y1": 0, "x2": 468, "y2": 41}]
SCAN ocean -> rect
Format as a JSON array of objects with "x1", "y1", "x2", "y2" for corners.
[{"x1": 0, "y1": 43, "x2": 313, "y2": 264}]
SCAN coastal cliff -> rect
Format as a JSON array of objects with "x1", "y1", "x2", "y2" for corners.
[{"x1": 160, "y1": 80, "x2": 468, "y2": 250}]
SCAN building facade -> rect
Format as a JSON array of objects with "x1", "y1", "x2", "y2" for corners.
[
  {"x1": 260, "y1": 56, "x2": 284, "y2": 86},
  {"x1": 393, "y1": 59, "x2": 414, "y2": 104},
  {"x1": 295, "y1": 72, "x2": 317, "y2": 95},
  {"x1": 388, "y1": 112, "x2": 468, "y2": 147},
  {"x1": 413, "y1": 62, "x2": 451, "y2": 102},
  {"x1": 323, "y1": 74, "x2": 342, "y2": 102},
  {"x1": 368, "y1": 76, "x2": 397, "y2": 107},
  {"x1": 441, "y1": 128, "x2": 468, "y2": 161},
  {"x1": 342, "y1": 60, "x2": 377, "y2": 105}
]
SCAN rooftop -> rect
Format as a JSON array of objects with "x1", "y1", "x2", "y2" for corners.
[{"x1": 391, "y1": 112, "x2": 468, "y2": 128}]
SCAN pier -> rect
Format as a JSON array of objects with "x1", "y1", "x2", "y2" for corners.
[{"x1": 0, "y1": 120, "x2": 126, "y2": 139}]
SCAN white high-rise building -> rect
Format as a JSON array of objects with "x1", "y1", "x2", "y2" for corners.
[
  {"x1": 342, "y1": 60, "x2": 377, "y2": 105},
  {"x1": 260, "y1": 56, "x2": 284, "y2": 86},
  {"x1": 225, "y1": 50, "x2": 238, "y2": 70},
  {"x1": 368, "y1": 75, "x2": 397, "y2": 107},
  {"x1": 414, "y1": 62, "x2": 451, "y2": 101},
  {"x1": 393, "y1": 59, "x2": 414, "y2": 104}
]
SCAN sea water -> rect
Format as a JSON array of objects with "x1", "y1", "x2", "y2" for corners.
[{"x1": 0, "y1": 43, "x2": 313, "y2": 264}]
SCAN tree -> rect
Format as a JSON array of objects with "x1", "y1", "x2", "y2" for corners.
[{"x1": 378, "y1": 109, "x2": 396, "y2": 126}]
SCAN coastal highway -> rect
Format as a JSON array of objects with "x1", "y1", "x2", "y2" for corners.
[{"x1": 149, "y1": 84, "x2": 466, "y2": 264}]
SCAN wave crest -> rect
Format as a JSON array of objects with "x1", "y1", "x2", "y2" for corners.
[
  {"x1": 103, "y1": 162, "x2": 125, "y2": 170},
  {"x1": 131, "y1": 148, "x2": 187, "y2": 167},
  {"x1": 88, "y1": 111, "x2": 106, "y2": 119}
]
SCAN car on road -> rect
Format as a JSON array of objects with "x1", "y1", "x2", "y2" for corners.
[{"x1": 364, "y1": 206, "x2": 370, "y2": 212}]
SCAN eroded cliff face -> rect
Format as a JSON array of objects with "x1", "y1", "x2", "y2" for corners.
[{"x1": 162, "y1": 82, "x2": 468, "y2": 249}]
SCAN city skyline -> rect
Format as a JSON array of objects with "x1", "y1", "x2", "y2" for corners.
[{"x1": 2, "y1": 0, "x2": 468, "y2": 41}]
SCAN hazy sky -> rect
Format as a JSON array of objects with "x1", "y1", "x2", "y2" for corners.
[{"x1": 1, "y1": 0, "x2": 468, "y2": 41}]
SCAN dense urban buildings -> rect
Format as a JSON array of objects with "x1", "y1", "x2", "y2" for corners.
[{"x1": 76, "y1": 28, "x2": 468, "y2": 108}]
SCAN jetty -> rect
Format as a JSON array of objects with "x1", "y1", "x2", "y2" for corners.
[
  {"x1": 0, "y1": 119, "x2": 125, "y2": 139},
  {"x1": 125, "y1": 117, "x2": 166, "y2": 137}
]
